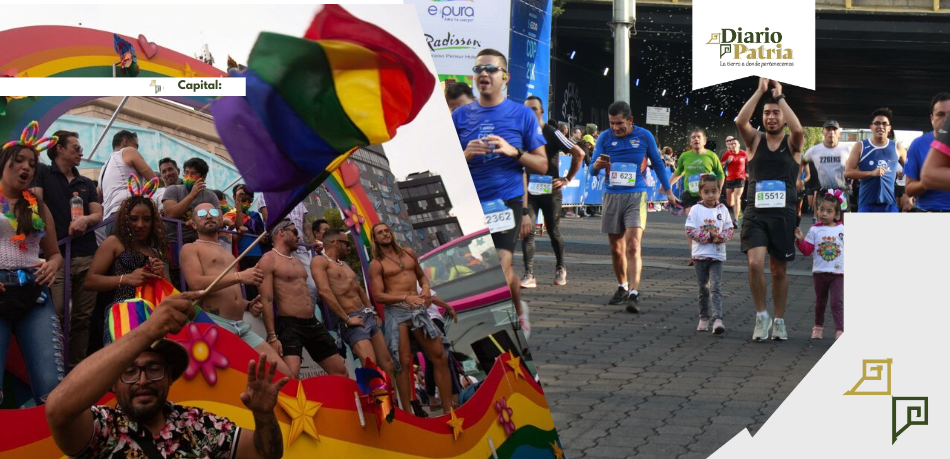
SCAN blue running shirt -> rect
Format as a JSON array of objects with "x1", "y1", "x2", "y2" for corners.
[
  {"x1": 590, "y1": 127, "x2": 672, "y2": 194},
  {"x1": 453, "y1": 99, "x2": 546, "y2": 202}
]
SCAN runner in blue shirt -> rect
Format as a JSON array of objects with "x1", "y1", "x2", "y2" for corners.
[
  {"x1": 589, "y1": 101, "x2": 677, "y2": 313},
  {"x1": 452, "y1": 48, "x2": 547, "y2": 338},
  {"x1": 845, "y1": 108, "x2": 906, "y2": 213},
  {"x1": 903, "y1": 93, "x2": 950, "y2": 211}
]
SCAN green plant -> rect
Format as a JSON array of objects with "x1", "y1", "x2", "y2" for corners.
[{"x1": 553, "y1": 0, "x2": 567, "y2": 17}]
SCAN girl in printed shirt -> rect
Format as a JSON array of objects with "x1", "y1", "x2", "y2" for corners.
[
  {"x1": 794, "y1": 191, "x2": 845, "y2": 340},
  {"x1": 685, "y1": 175, "x2": 735, "y2": 334}
]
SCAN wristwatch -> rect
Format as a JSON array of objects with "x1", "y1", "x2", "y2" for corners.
[
  {"x1": 774, "y1": 93, "x2": 786, "y2": 102},
  {"x1": 516, "y1": 147, "x2": 525, "y2": 160},
  {"x1": 522, "y1": 208, "x2": 530, "y2": 216}
]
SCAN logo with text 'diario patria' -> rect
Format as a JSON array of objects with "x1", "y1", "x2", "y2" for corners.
[{"x1": 706, "y1": 28, "x2": 794, "y2": 67}]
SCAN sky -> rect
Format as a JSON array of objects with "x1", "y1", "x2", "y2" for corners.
[{"x1": 1, "y1": 2, "x2": 486, "y2": 234}]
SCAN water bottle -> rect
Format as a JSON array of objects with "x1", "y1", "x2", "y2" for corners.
[{"x1": 70, "y1": 192, "x2": 84, "y2": 221}]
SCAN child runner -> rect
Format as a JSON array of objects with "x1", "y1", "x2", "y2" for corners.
[
  {"x1": 794, "y1": 191, "x2": 845, "y2": 340},
  {"x1": 685, "y1": 175, "x2": 734, "y2": 334}
]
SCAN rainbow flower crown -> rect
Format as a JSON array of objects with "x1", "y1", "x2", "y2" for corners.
[{"x1": 2, "y1": 121, "x2": 58, "y2": 152}]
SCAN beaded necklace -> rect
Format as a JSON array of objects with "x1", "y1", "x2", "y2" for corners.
[{"x1": 0, "y1": 185, "x2": 45, "y2": 251}]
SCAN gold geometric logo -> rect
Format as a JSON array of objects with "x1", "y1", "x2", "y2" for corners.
[{"x1": 844, "y1": 358, "x2": 892, "y2": 396}]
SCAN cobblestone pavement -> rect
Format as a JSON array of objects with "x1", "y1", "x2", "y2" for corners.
[{"x1": 520, "y1": 210, "x2": 836, "y2": 459}]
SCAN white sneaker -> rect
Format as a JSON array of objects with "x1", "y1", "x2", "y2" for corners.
[
  {"x1": 518, "y1": 301, "x2": 531, "y2": 340},
  {"x1": 520, "y1": 272, "x2": 537, "y2": 289},
  {"x1": 752, "y1": 312, "x2": 771, "y2": 341},
  {"x1": 771, "y1": 319, "x2": 788, "y2": 341}
]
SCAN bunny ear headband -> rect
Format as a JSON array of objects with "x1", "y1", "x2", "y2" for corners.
[
  {"x1": 825, "y1": 189, "x2": 846, "y2": 205},
  {"x1": 3, "y1": 121, "x2": 58, "y2": 153},
  {"x1": 127, "y1": 174, "x2": 159, "y2": 199}
]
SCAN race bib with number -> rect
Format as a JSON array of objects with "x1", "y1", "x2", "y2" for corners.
[
  {"x1": 481, "y1": 199, "x2": 516, "y2": 233},
  {"x1": 755, "y1": 180, "x2": 786, "y2": 208},
  {"x1": 609, "y1": 163, "x2": 638, "y2": 187},
  {"x1": 528, "y1": 175, "x2": 553, "y2": 195},
  {"x1": 688, "y1": 174, "x2": 703, "y2": 194}
]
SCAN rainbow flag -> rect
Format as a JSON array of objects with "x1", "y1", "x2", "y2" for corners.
[
  {"x1": 107, "y1": 298, "x2": 155, "y2": 343},
  {"x1": 212, "y1": 5, "x2": 434, "y2": 227}
]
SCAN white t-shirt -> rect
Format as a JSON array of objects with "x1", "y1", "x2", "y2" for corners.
[
  {"x1": 685, "y1": 202, "x2": 732, "y2": 261},
  {"x1": 803, "y1": 222, "x2": 844, "y2": 274},
  {"x1": 803, "y1": 143, "x2": 850, "y2": 190}
]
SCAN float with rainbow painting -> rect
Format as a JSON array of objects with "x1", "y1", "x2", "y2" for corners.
[{"x1": 0, "y1": 3, "x2": 560, "y2": 458}]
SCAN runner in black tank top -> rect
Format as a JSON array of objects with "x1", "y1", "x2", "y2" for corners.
[
  {"x1": 744, "y1": 133, "x2": 799, "y2": 212},
  {"x1": 735, "y1": 78, "x2": 805, "y2": 343}
]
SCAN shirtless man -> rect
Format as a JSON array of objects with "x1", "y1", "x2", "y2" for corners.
[
  {"x1": 311, "y1": 229, "x2": 394, "y2": 379},
  {"x1": 180, "y1": 203, "x2": 292, "y2": 376},
  {"x1": 260, "y1": 220, "x2": 347, "y2": 379},
  {"x1": 368, "y1": 223, "x2": 453, "y2": 413}
]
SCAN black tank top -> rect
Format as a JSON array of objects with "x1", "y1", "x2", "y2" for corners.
[{"x1": 744, "y1": 134, "x2": 799, "y2": 207}]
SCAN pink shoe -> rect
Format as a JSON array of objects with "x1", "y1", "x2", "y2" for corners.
[
  {"x1": 712, "y1": 319, "x2": 725, "y2": 335},
  {"x1": 835, "y1": 330, "x2": 843, "y2": 340},
  {"x1": 811, "y1": 326, "x2": 823, "y2": 340},
  {"x1": 697, "y1": 318, "x2": 709, "y2": 331}
]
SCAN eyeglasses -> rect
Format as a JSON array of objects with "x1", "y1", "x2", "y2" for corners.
[
  {"x1": 121, "y1": 363, "x2": 166, "y2": 384},
  {"x1": 196, "y1": 208, "x2": 221, "y2": 219},
  {"x1": 472, "y1": 65, "x2": 506, "y2": 75},
  {"x1": 871, "y1": 121, "x2": 891, "y2": 127}
]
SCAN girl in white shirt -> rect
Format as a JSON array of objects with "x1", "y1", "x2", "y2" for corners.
[
  {"x1": 794, "y1": 192, "x2": 845, "y2": 340},
  {"x1": 685, "y1": 176, "x2": 735, "y2": 335}
]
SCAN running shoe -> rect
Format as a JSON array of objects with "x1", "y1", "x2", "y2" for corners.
[
  {"x1": 835, "y1": 330, "x2": 843, "y2": 340},
  {"x1": 554, "y1": 267, "x2": 567, "y2": 286},
  {"x1": 608, "y1": 286, "x2": 629, "y2": 305},
  {"x1": 811, "y1": 325, "x2": 823, "y2": 340},
  {"x1": 697, "y1": 318, "x2": 709, "y2": 331},
  {"x1": 625, "y1": 292, "x2": 640, "y2": 314},
  {"x1": 752, "y1": 312, "x2": 771, "y2": 341},
  {"x1": 520, "y1": 272, "x2": 537, "y2": 289},
  {"x1": 518, "y1": 301, "x2": 531, "y2": 340},
  {"x1": 712, "y1": 319, "x2": 725, "y2": 334},
  {"x1": 771, "y1": 318, "x2": 788, "y2": 341}
]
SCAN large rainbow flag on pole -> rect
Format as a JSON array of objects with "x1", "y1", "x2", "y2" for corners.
[{"x1": 212, "y1": 5, "x2": 435, "y2": 227}]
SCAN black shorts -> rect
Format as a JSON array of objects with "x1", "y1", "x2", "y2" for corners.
[
  {"x1": 740, "y1": 206, "x2": 796, "y2": 262},
  {"x1": 276, "y1": 316, "x2": 339, "y2": 362},
  {"x1": 490, "y1": 198, "x2": 523, "y2": 253},
  {"x1": 725, "y1": 179, "x2": 746, "y2": 189},
  {"x1": 895, "y1": 184, "x2": 905, "y2": 198},
  {"x1": 680, "y1": 192, "x2": 701, "y2": 209},
  {"x1": 805, "y1": 187, "x2": 820, "y2": 199}
]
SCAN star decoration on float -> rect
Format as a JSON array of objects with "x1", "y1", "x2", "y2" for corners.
[
  {"x1": 182, "y1": 63, "x2": 197, "y2": 78},
  {"x1": 506, "y1": 350, "x2": 526, "y2": 380},
  {"x1": 446, "y1": 407, "x2": 465, "y2": 441},
  {"x1": 278, "y1": 381, "x2": 322, "y2": 444}
]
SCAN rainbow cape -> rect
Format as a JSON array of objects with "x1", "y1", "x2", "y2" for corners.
[{"x1": 212, "y1": 5, "x2": 434, "y2": 227}]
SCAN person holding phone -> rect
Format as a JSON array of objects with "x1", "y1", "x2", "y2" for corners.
[{"x1": 590, "y1": 101, "x2": 678, "y2": 313}]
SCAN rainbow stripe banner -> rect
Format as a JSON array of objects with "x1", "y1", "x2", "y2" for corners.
[{"x1": 211, "y1": 5, "x2": 434, "y2": 227}]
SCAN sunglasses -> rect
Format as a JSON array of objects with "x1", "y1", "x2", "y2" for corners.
[
  {"x1": 472, "y1": 65, "x2": 506, "y2": 75},
  {"x1": 68, "y1": 144, "x2": 83, "y2": 153},
  {"x1": 196, "y1": 208, "x2": 221, "y2": 219},
  {"x1": 334, "y1": 239, "x2": 352, "y2": 247}
]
